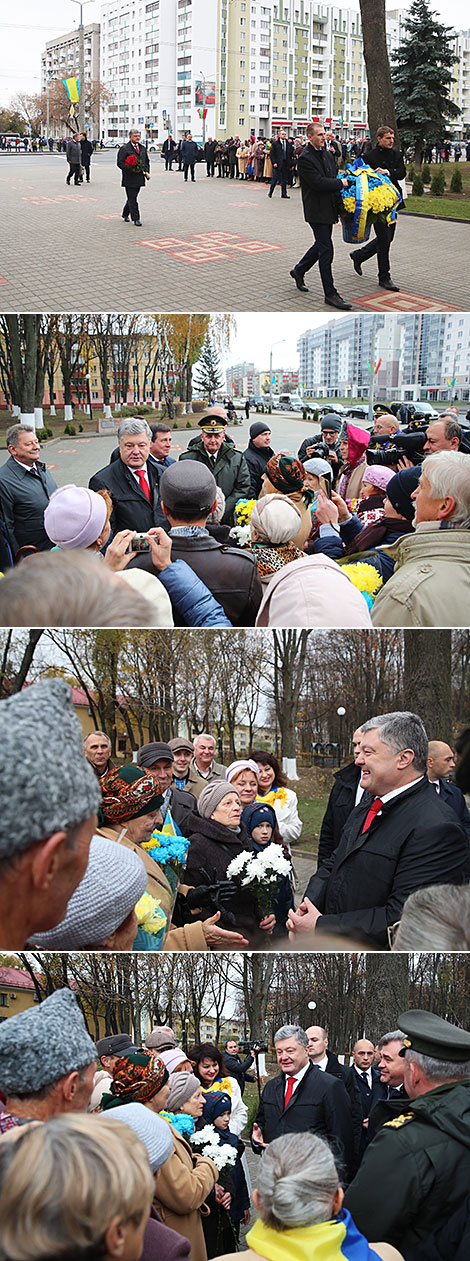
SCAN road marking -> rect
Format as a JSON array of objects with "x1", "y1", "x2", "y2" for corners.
[{"x1": 136, "y1": 230, "x2": 284, "y2": 263}]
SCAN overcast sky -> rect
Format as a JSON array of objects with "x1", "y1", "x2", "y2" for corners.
[
  {"x1": 1, "y1": 1, "x2": 468, "y2": 103},
  {"x1": 220, "y1": 313, "x2": 337, "y2": 373}
]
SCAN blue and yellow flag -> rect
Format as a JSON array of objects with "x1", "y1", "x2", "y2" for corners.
[
  {"x1": 247, "y1": 1209, "x2": 385, "y2": 1261},
  {"x1": 63, "y1": 77, "x2": 80, "y2": 103}
]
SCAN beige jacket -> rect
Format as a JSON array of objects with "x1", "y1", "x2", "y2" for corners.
[
  {"x1": 96, "y1": 825, "x2": 207, "y2": 950},
  {"x1": 260, "y1": 481, "x2": 312, "y2": 550},
  {"x1": 256, "y1": 555, "x2": 373, "y2": 627},
  {"x1": 371, "y1": 527, "x2": 470, "y2": 627},
  {"x1": 153, "y1": 1125, "x2": 218, "y2": 1261}
]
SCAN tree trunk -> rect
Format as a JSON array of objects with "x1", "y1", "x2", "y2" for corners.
[
  {"x1": 365, "y1": 954, "x2": 409, "y2": 1044},
  {"x1": 359, "y1": 0, "x2": 398, "y2": 142},
  {"x1": 404, "y1": 630, "x2": 453, "y2": 742}
]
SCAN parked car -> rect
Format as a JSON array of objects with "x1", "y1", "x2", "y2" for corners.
[{"x1": 103, "y1": 139, "x2": 120, "y2": 149}]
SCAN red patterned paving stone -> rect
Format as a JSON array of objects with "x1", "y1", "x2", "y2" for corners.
[
  {"x1": 0, "y1": 276, "x2": 7, "y2": 284},
  {"x1": 355, "y1": 291, "x2": 460, "y2": 312},
  {"x1": 136, "y1": 231, "x2": 285, "y2": 262}
]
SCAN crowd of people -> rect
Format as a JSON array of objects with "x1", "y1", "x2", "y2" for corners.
[
  {"x1": 2, "y1": 994, "x2": 470, "y2": 1261},
  {"x1": 0, "y1": 674, "x2": 469, "y2": 952},
  {"x1": 0, "y1": 404, "x2": 469, "y2": 627}
]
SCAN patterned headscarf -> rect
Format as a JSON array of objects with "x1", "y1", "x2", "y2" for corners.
[
  {"x1": 100, "y1": 764, "x2": 163, "y2": 822},
  {"x1": 107, "y1": 1052, "x2": 169, "y2": 1106},
  {"x1": 265, "y1": 454, "x2": 306, "y2": 493}
]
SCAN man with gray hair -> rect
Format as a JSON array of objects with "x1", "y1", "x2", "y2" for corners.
[
  {"x1": 0, "y1": 424, "x2": 57, "y2": 559},
  {"x1": 376, "y1": 1030, "x2": 408, "y2": 1101},
  {"x1": 83, "y1": 731, "x2": 113, "y2": 780},
  {"x1": 0, "y1": 678, "x2": 102, "y2": 948},
  {"x1": 89, "y1": 418, "x2": 167, "y2": 535},
  {"x1": 251, "y1": 1023, "x2": 354, "y2": 1182},
  {"x1": 289, "y1": 711, "x2": 469, "y2": 948},
  {"x1": 0, "y1": 988, "x2": 96, "y2": 1132},
  {"x1": 372, "y1": 450, "x2": 470, "y2": 626},
  {"x1": 192, "y1": 733, "x2": 226, "y2": 790},
  {"x1": 117, "y1": 126, "x2": 150, "y2": 225},
  {"x1": 345, "y1": 1009, "x2": 470, "y2": 1249}
]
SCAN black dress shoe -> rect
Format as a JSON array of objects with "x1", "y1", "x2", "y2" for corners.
[
  {"x1": 350, "y1": 251, "x2": 362, "y2": 276},
  {"x1": 290, "y1": 267, "x2": 308, "y2": 292},
  {"x1": 379, "y1": 279, "x2": 400, "y2": 291},
  {"x1": 325, "y1": 293, "x2": 352, "y2": 310},
  {"x1": 282, "y1": 194, "x2": 290, "y2": 199},
  {"x1": 134, "y1": 219, "x2": 142, "y2": 226},
  {"x1": 122, "y1": 215, "x2": 130, "y2": 222}
]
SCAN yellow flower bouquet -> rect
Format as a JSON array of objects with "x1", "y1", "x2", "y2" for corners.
[{"x1": 339, "y1": 159, "x2": 401, "y2": 244}]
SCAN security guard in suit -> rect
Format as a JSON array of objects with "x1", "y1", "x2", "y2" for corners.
[{"x1": 345, "y1": 1009, "x2": 470, "y2": 1250}]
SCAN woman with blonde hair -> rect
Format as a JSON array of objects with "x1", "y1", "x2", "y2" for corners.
[
  {"x1": 0, "y1": 1112, "x2": 154, "y2": 1261},
  {"x1": 217, "y1": 1132, "x2": 402, "y2": 1261}
]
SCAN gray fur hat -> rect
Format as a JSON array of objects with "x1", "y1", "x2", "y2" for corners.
[
  {"x1": 27, "y1": 836, "x2": 147, "y2": 949},
  {"x1": 0, "y1": 988, "x2": 97, "y2": 1096},
  {"x1": 0, "y1": 678, "x2": 102, "y2": 858},
  {"x1": 166, "y1": 1070, "x2": 200, "y2": 1112},
  {"x1": 198, "y1": 780, "x2": 240, "y2": 818}
]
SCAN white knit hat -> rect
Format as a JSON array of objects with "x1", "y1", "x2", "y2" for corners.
[
  {"x1": 28, "y1": 836, "x2": 147, "y2": 949},
  {"x1": 103, "y1": 1103, "x2": 174, "y2": 1172},
  {"x1": 226, "y1": 759, "x2": 260, "y2": 783}
]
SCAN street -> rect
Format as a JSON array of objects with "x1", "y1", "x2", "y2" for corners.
[{"x1": 1, "y1": 151, "x2": 467, "y2": 312}]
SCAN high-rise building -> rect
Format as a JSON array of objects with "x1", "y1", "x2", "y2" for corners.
[{"x1": 41, "y1": 24, "x2": 100, "y2": 133}]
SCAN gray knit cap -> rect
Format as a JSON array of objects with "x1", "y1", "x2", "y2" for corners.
[
  {"x1": 198, "y1": 780, "x2": 240, "y2": 819},
  {"x1": 0, "y1": 988, "x2": 96, "y2": 1096},
  {"x1": 166, "y1": 1070, "x2": 200, "y2": 1112},
  {"x1": 0, "y1": 678, "x2": 102, "y2": 858},
  {"x1": 144, "y1": 1027, "x2": 176, "y2": 1052},
  {"x1": 28, "y1": 836, "x2": 147, "y2": 949},
  {"x1": 103, "y1": 1103, "x2": 174, "y2": 1172}
]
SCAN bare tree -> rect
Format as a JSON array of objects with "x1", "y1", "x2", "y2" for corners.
[
  {"x1": 404, "y1": 630, "x2": 453, "y2": 742},
  {"x1": 272, "y1": 631, "x2": 312, "y2": 774},
  {"x1": 365, "y1": 954, "x2": 409, "y2": 1045},
  {"x1": 358, "y1": 0, "x2": 398, "y2": 141}
]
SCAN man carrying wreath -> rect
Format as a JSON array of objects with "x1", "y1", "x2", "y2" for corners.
[
  {"x1": 117, "y1": 127, "x2": 151, "y2": 226},
  {"x1": 349, "y1": 125, "x2": 405, "y2": 292}
]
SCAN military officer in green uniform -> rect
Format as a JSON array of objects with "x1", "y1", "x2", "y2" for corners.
[
  {"x1": 179, "y1": 411, "x2": 251, "y2": 525},
  {"x1": 344, "y1": 1009, "x2": 470, "y2": 1250}
]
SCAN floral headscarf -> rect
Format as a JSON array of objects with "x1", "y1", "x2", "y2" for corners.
[
  {"x1": 103, "y1": 1052, "x2": 169, "y2": 1108},
  {"x1": 265, "y1": 454, "x2": 306, "y2": 493},
  {"x1": 100, "y1": 765, "x2": 163, "y2": 823}
]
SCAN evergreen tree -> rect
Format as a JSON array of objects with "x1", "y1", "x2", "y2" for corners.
[
  {"x1": 192, "y1": 335, "x2": 223, "y2": 399},
  {"x1": 391, "y1": 0, "x2": 460, "y2": 170}
]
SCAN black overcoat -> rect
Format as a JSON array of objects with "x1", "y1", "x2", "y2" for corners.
[
  {"x1": 297, "y1": 143, "x2": 343, "y2": 225},
  {"x1": 253, "y1": 1061, "x2": 354, "y2": 1182}
]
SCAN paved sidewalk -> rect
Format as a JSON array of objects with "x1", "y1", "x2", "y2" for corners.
[{"x1": 1, "y1": 152, "x2": 468, "y2": 312}]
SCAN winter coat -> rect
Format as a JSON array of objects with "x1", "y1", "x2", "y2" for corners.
[
  {"x1": 337, "y1": 426, "x2": 370, "y2": 502},
  {"x1": 255, "y1": 555, "x2": 373, "y2": 628},
  {"x1": 317, "y1": 760, "x2": 365, "y2": 868},
  {"x1": 313, "y1": 516, "x2": 413, "y2": 584},
  {"x1": 255, "y1": 787, "x2": 302, "y2": 845},
  {"x1": 117, "y1": 140, "x2": 150, "y2": 187},
  {"x1": 153, "y1": 1124, "x2": 218, "y2": 1261},
  {"x1": 345, "y1": 1080, "x2": 470, "y2": 1250},
  {"x1": 166, "y1": 784, "x2": 197, "y2": 833},
  {"x1": 184, "y1": 814, "x2": 265, "y2": 942},
  {"x1": 437, "y1": 779, "x2": 470, "y2": 840},
  {"x1": 297, "y1": 143, "x2": 344, "y2": 225},
  {"x1": 371, "y1": 527, "x2": 470, "y2": 627},
  {"x1": 344, "y1": 1065, "x2": 386, "y2": 1172},
  {"x1": 141, "y1": 1207, "x2": 191, "y2": 1261},
  {"x1": 179, "y1": 439, "x2": 251, "y2": 524},
  {"x1": 367, "y1": 144, "x2": 406, "y2": 192},
  {"x1": 243, "y1": 441, "x2": 275, "y2": 497},
  {"x1": 89, "y1": 456, "x2": 166, "y2": 534},
  {"x1": 139, "y1": 531, "x2": 262, "y2": 627},
  {"x1": 96, "y1": 824, "x2": 207, "y2": 951},
  {"x1": 66, "y1": 137, "x2": 81, "y2": 164},
  {"x1": 181, "y1": 139, "x2": 199, "y2": 164},
  {"x1": 304, "y1": 777, "x2": 470, "y2": 948},
  {"x1": 253, "y1": 1061, "x2": 354, "y2": 1184},
  {"x1": 404, "y1": 1196, "x2": 470, "y2": 1261},
  {"x1": 0, "y1": 455, "x2": 58, "y2": 556}
]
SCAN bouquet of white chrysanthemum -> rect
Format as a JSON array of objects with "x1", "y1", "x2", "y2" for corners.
[
  {"x1": 190, "y1": 1125, "x2": 238, "y2": 1178},
  {"x1": 226, "y1": 843, "x2": 292, "y2": 917}
]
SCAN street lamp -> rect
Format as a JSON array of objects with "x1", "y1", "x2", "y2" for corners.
[
  {"x1": 269, "y1": 338, "x2": 286, "y2": 410},
  {"x1": 336, "y1": 706, "x2": 346, "y2": 766},
  {"x1": 70, "y1": 0, "x2": 93, "y2": 134},
  {"x1": 307, "y1": 1001, "x2": 317, "y2": 1011},
  {"x1": 45, "y1": 69, "x2": 54, "y2": 141}
]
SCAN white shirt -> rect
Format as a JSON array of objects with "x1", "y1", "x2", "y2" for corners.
[
  {"x1": 312, "y1": 1054, "x2": 329, "y2": 1072},
  {"x1": 13, "y1": 459, "x2": 39, "y2": 472},
  {"x1": 354, "y1": 1064, "x2": 372, "y2": 1088},
  {"x1": 130, "y1": 465, "x2": 149, "y2": 485},
  {"x1": 377, "y1": 776, "x2": 424, "y2": 809},
  {"x1": 355, "y1": 780, "x2": 365, "y2": 807},
  {"x1": 283, "y1": 1060, "x2": 310, "y2": 1097}
]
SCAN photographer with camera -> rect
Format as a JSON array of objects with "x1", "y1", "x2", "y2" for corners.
[
  {"x1": 311, "y1": 467, "x2": 420, "y2": 583},
  {"x1": 224, "y1": 1040, "x2": 263, "y2": 1095},
  {"x1": 298, "y1": 414, "x2": 343, "y2": 474}
]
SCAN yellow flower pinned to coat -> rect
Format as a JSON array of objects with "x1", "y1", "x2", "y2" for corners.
[{"x1": 342, "y1": 562, "x2": 383, "y2": 598}]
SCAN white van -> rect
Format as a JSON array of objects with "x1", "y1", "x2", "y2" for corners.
[{"x1": 279, "y1": 393, "x2": 303, "y2": 411}]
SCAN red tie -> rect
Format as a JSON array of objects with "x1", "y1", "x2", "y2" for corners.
[
  {"x1": 136, "y1": 469, "x2": 151, "y2": 502},
  {"x1": 361, "y1": 798, "x2": 383, "y2": 833},
  {"x1": 284, "y1": 1076, "x2": 296, "y2": 1108}
]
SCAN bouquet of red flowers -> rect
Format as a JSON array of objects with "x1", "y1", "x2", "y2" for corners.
[{"x1": 125, "y1": 152, "x2": 146, "y2": 174}]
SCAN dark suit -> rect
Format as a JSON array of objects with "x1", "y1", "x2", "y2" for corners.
[
  {"x1": 224, "y1": 1050, "x2": 255, "y2": 1094},
  {"x1": 352, "y1": 143, "x2": 406, "y2": 282},
  {"x1": 89, "y1": 457, "x2": 167, "y2": 535},
  {"x1": 117, "y1": 140, "x2": 150, "y2": 222},
  {"x1": 0, "y1": 456, "x2": 57, "y2": 557},
  {"x1": 435, "y1": 779, "x2": 470, "y2": 840},
  {"x1": 304, "y1": 777, "x2": 470, "y2": 948},
  {"x1": 253, "y1": 1061, "x2": 354, "y2": 1182},
  {"x1": 345, "y1": 1065, "x2": 386, "y2": 1171},
  {"x1": 269, "y1": 138, "x2": 294, "y2": 197},
  {"x1": 295, "y1": 142, "x2": 344, "y2": 297},
  {"x1": 129, "y1": 531, "x2": 262, "y2": 626},
  {"x1": 317, "y1": 760, "x2": 367, "y2": 869},
  {"x1": 166, "y1": 784, "x2": 197, "y2": 833},
  {"x1": 162, "y1": 137, "x2": 177, "y2": 170}
]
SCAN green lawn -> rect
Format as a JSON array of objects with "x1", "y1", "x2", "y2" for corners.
[
  {"x1": 403, "y1": 196, "x2": 470, "y2": 219},
  {"x1": 286, "y1": 768, "x2": 331, "y2": 855}
]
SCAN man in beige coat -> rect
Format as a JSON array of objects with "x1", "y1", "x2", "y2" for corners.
[{"x1": 372, "y1": 451, "x2": 470, "y2": 627}]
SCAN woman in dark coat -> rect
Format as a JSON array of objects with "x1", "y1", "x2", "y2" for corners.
[{"x1": 184, "y1": 781, "x2": 275, "y2": 945}]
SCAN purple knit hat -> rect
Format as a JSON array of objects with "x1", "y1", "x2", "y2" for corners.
[
  {"x1": 362, "y1": 465, "x2": 394, "y2": 494},
  {"x1": 44, "y1": 484, "x2": 107, "y2": 549}
]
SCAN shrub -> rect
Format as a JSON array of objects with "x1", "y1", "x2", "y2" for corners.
[
  {"x1": 64, "y1": 423, "x2": 76, "y2": 436},
  {"x1": 186, "y1": 420, "x2": 192, "y2": 428},
  {"x1": 313, "y1": 409, "x2": 319, "y2": 424},
  {"x1": 36, "y1": 427, "x2": 49, "y2": 441},
  {"x1": 174, "y1": 402, "x2": 185, "y2": 416},
  {"x1": 430, "y1": 169, "x2": 446, "y2": 196},
  {"x1": 302, "y1": 408, "x2": 307, "y2": 419},
  {"x1": 173, "y1": 421, "x2": 178, "y2": 429},
  {"x1": 407, "y1": 164, "x2": 415, "y2": 182},
  {"x1": 78, "y1": 423, "x2": 83, "y2": 432},
  {"x1": 450, "y1": 168, "x2": 463, "y2": 193},
  {"x1": 191, "y1": 400, "x2": 206, "y2": 413},
  {"x1": 421, "y1": 163, "x2": 431, "y2": 184},
  {"x1": 412, "y1": 174, "x2": 424, "y2": 196}
]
